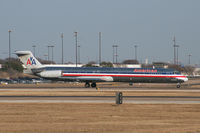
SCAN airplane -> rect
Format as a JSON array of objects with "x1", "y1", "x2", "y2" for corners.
[{"x1": 15, "y1": 51, "x2": 188, "y2": 88}]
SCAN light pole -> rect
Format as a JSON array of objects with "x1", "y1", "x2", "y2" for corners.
[
  {"x1": 78, "y1": 45, "x2": 80, "y2": 64},
  {"x1": 173, "y1": 36, "x2": 176, "y2": 64},
  {"x1": 176, "y1": 45, "x2": 179, "y2": 65},
  {"x1": 116, "y1": 45, "x2": 118, "y2": 64},
  {"x1": 134, "y1": 45, "x2": 138, "y2": 61},
  {"x1": 188, "y1": 54, "x2": 192, "y2": 65},
  {"x1": 47, "y1": 45, "x2": 51, "y2": 61},
  {"x1": 112, "y1": 45, "x2": 118, "y2": 64},
  {"x1": 74, "y1": 32, "x2": 78, "y2": 67},
  {"x1": 173, "y1": 36, "x2": 180, "y2": 65},
  {"x1": 61, "y1": 33, "x2": 64, "y2": 64},
  {"x1": 32, "y1": 45, "x2": 36, "y2": 56},
  {"x1": 50, "y1": 45, "x2": 54, "y2": 63},
  {"x1": 112, "y1": 45, "x2": 115, "y2": 63},
  {"x1": 8, "y1": 30, "x2": 11, "y2": 60},
  {"x1": 99, "y1": 32, "x2": 101, "y2": 65}
]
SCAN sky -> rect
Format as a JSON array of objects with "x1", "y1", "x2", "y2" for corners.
[{"x1": 0, "y1": 0, "x2": 200, "y2": 65}]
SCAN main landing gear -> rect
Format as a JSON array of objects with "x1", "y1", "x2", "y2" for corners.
[
  {"x1": 176, "y1": 83, "x2": 181, "y2": 88},
  {"x1": 85, "y1": 82, "x2": 90, "y2": 88},
  {"x1": 129, "y1": 83, "x2": 133, "y2": 86},
  {"x1": 85, "y1": 82, "x2": 97, "y2": 88}
]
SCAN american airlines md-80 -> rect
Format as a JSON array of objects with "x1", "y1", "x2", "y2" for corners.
[{"x1": 15, "y1": 51, "x2": 188, "y2": 88}]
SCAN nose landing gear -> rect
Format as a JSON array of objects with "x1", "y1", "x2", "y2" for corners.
[{"x1": 176, "y1": 83, "x2": 181, "y2": 88}]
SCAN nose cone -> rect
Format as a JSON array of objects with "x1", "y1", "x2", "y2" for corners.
[
  {"x1": 183, "y1": 77, "x2": 188, "y2": 82},
  {"x1": 177, "y1": 76, "x2": 188, "y2": 82}
]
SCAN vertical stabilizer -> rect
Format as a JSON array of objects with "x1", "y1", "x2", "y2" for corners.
[{"x1": 15, "y1": 51, "x2": 42, "y2": 70}]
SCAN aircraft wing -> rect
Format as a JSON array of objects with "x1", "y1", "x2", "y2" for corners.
[{"x1": 60, "y1": 76, "x2": 113, "y2": 82}]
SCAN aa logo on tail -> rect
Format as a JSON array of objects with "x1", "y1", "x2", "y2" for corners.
[{"x1": 27, "y1": 57, "x2": 36, "y2": 65}]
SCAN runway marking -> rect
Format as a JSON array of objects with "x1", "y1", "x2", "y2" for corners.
[
  {"x1": 0, "y1": 95, "x2": 200, "y2": 104},
  {"x1": 1, "y1": 95, "x2": 200, "y2": 99},
  {"x1": 1, "y1": 88, "x2": 200, "y2": 104},
  {"x1": 1, "y1": 88, "x2": 200, "y2": 92},
  {"x1": 0, "y1": 100, "x2": 200, "y2": 104}
]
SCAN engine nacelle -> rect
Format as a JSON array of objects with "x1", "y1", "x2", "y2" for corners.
[{"x1": 38, "y1": 70, "x2": 62, "y2": 78}]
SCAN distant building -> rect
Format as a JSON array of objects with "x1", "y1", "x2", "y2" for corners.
[
  {"x1": 152, "y1": 62, "x2": 169, "y2": 69},
  {"x1": 81, "y1": 63, "x2": 141, "y2": 68},
  {"x1": 113, "y1": 64, "x2": 141, "y2": 68},
  {"x1": 54, "y1": 64, "x2": 84, "y2": 67}
]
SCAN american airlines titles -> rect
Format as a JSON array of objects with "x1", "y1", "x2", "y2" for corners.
[{"x1": 134, "y1": 69, "x2": 157, "y2": 73}]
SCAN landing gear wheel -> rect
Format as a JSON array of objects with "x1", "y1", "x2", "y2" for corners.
[
  {"x1": 176, "y1": 83, "x2": 181, "y2": 88},
  {"x1": 91, "y1": 82, "x2": 97, "y2": 88},
  {"x1": 85, "y1": 82, "x2": 90, "y2": 88}
]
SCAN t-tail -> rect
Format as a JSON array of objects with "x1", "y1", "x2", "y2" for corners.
[{"x1": 15, "y1": 51, "x2": 42, "y2": 74}]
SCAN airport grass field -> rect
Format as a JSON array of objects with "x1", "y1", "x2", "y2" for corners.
[{"x1": 0, "y1": 103, "x2": 200, "y2": 133}]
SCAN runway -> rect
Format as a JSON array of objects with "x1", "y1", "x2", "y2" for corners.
[
  {"x1": 1, "y1": 92, "x2": 200, "y2": 104},
  {"x1": 1, "y1": 81, "x2": 200, "y2": 104}
]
